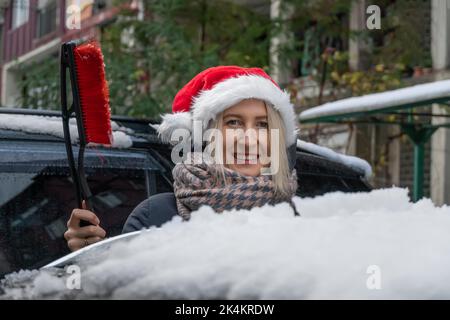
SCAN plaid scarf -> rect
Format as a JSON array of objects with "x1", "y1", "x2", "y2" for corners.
[{"x1": 172, "y1": 152, "x2": 298, "y2": 220}]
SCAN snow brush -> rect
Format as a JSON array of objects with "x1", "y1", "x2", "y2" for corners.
[{"x1": 60, "y1": 41, "x2": 113, "y2": 226}]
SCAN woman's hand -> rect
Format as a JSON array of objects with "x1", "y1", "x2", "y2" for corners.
[{"x1": 64, "y1": 201, "x2": 106, "y2": 252}]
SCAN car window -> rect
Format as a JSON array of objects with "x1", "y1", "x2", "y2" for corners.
[
  {"x1": 295, "y1": 152, "x2": 370, "y2": 197},
  {"x1": 0, "y1": 166, "x2": 169, "y2": 278},
  {"x1": 296, "y1": 173, "x2": 370, "y2": 198},
  {"x1": 0, "y1": 138, "x2": 168, "y2": 276}
]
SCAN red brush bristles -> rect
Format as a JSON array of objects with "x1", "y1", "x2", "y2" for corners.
[{"x1": 73, "y1": 41, "x2": 113, "y2": 145}]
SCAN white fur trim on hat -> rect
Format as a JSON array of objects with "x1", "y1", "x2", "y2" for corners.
[
  {"x1": 156, "y1": 112, "x2": 192, "y2": 144},
  {"x1": 157, "y1": 74, "x2": 298, "y2": 145}
]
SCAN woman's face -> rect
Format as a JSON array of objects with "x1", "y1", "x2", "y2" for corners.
[{"x1": 221, "y1": 99, "x2": 270, "y2": 176}]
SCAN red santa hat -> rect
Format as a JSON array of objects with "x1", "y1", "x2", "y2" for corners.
[{"x1": 157, "y1": 65, "x2": 298, "y2": 146}]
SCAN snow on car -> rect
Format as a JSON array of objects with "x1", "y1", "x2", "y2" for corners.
[
  {"x1": 1, "y1": 187, "x2": 450, "y2": 299},
  {"x1": 296, "y1": 139, "x2": 371, "y2": 178},
  {"x1": 0, "y1": 114, "x2": 133, "y2": 148}
]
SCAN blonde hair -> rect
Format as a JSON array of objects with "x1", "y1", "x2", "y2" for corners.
[{"x1": 206, "y1": 101, "x2": 292, "y2": 198}]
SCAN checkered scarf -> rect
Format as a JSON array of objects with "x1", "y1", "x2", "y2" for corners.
[{"x1": 172, "y1": 152, "x2": 298, "y2": 220}]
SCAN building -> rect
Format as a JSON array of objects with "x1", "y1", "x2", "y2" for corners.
[{"x1": 0, "y1": 0, "x2": 124, "y2": 108}]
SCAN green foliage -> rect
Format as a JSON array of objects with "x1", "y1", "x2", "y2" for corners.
[
  {"x1": 274, "y1": 0, "x2": 434, "y2": 105},
  {"x1": 102, "y1": 0, "x2": 271, "y2": 117},
  {"x1": 275, "y1": 0, "x2": 353, "y2": 74},
  {"x1": 369, "y1": 0, "x2": 432, "y2": 68},
  {"x1": 327, "y1": 50, "x2": 404, "y2": 96},
  {"x1": 16, "y1": 56, "x2": 59, "y2": 110}
]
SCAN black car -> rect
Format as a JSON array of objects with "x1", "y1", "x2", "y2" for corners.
[{"x1": 0, "y1": 108, "x2": 371, "y2": 278}]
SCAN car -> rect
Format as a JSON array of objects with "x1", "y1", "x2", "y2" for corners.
[{"x1": 0, "y1": 108, "x2": 371, "y2": 278}]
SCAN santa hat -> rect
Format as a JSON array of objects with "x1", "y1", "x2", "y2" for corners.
[{"x1": 157, "y1": 65, "x2": 298, "y2": 146}]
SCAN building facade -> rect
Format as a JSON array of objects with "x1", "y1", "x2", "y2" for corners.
[{"x1": 0, "y1": 0, "x2": 121, "y2": 107}]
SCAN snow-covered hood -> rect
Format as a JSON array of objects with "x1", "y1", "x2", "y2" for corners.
[{"x1": 2, "y1": 187, "x2": 450, "y2": 299}]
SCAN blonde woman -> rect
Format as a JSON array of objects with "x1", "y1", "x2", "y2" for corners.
[{"x1": 64, "y1": 66, "x2": 299, "y2": 252}]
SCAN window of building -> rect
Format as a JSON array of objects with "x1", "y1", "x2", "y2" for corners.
[
  {"x1": 36, "y1": 0, "x2": 57, "y2": 38},
  {"x1": 11, "y1": 0, "x2": 29, "y2": 29}
]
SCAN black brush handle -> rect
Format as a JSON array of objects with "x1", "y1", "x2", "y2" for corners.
[{"x1": 77, "y1": 145, "x2": 95, "y2": 227}]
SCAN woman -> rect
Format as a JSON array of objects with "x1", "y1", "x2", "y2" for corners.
[{"x1": 64, "y1": 66, "x2": 299, "y2": 252}]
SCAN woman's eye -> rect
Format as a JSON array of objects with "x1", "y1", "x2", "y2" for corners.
[
  {"x1": 226, "y1": 119, "x2": 242, "y2": 126},
  {"x1": 257, "y1": 121, "x2": 268, "y2": 128}
]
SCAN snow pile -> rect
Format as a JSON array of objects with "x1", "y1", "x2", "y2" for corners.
[
  {"x1": 2, "y1": 187, "x2": 450, "y2": 299},
  {"x1": 299, "y1": 79, "x2": 450, "y2": 121},
  {"x1": 297, "y1": 139, "x2": 372, "y2": 178},
  {"x1": 0, "y1": 114, "x2": 133, "y2": 148}
]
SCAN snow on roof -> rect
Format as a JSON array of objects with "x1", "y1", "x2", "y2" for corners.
[
  {"x1": 299, "y1": 79, "x2": 450, "y2": 122},
  {"x1": 3, "y1": 187, "x2": 450, "y2": 299},
  {"x1": 297, "y1": 139, "x2": 372, "y2": 178},
  {"x1": 0, "y1": 114, "x2": 133, "y2": 148}
]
